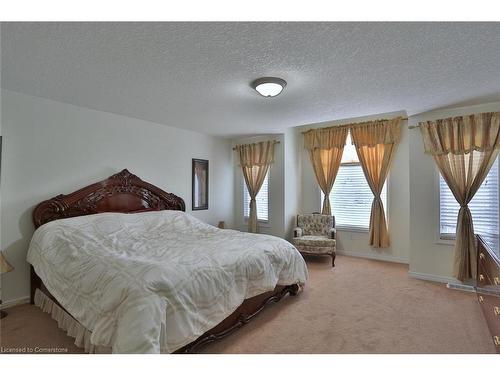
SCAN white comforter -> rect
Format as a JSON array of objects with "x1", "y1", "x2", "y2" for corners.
[{"x1": 27, "y1": 210, "x2": 308, "y2": 353}]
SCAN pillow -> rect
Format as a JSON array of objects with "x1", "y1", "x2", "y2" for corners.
[{"x1": 128, "y1": 207, "x2": 161, "y2": 214}]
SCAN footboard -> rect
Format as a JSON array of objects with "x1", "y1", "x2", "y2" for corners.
[{"x1": 175, "y1": 284, "x2": 300, "y2": 353}]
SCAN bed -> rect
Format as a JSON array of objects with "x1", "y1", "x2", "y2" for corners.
[{"x1": 28, "y1": 169, "x2": 308, "y2": 353}]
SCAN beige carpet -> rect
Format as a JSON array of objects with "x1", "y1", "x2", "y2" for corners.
[{"x1": 0, "y1": 255, "x2": 495, "y2": 354}]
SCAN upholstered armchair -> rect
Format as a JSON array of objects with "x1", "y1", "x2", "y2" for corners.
[{"x1": 292, "y1": 213, "x2": 336, "y2": 267}]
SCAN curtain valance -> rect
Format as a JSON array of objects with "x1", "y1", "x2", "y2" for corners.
[
  {"x1": 419, "y1": 112, "x2": 500, "y2": 155},
  {"x1": 304, "y1": 117, "x2": 402, "y2": 149},
  {"x1": 235, "y1": 140, "x2": 276, "y2": 167},
  {"x1": 304, "y1": 126, "x2": 349, "y2": 150},
  {"x1": 349, "y1": 117, "x2": 402, "y2": 147}
]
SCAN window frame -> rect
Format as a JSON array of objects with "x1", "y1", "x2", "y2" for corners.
[
  {"x1": 243, "y1": 170, "x2": 270, "y2": 225},
  {"x1": 436, "y1": 158, "x2": 500, "y2": 248}
]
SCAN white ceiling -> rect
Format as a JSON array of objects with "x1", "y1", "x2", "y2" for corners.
[{"x1": 2, "y1": 22, "x2": 500, "y2": 137}]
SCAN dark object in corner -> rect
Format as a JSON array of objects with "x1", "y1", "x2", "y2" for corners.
[{"x1": 476, "y1": 235, "x2": 500, "y2": 353}]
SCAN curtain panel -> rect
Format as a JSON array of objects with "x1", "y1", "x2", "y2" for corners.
[
  {"x1": 235, "y1": 140, "x2": 276, "y2": 233},
  {"x1": 350, "y1": 117, "x2": 402, "y2": 248},
  {"x1": 419, "y1": 112, "x2": 500, "y2": 281},
  {"x1": 304, "y1": 126, "x2": 349, "y2": 215}
]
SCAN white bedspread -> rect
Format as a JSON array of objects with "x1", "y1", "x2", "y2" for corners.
[{"x1": 27, "y1": 211, "x2": 308, "y2": 353}]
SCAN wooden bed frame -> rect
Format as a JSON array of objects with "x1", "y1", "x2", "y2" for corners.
[{"x1": 30, "y1": 169, "x2": 300, "y2": 353}]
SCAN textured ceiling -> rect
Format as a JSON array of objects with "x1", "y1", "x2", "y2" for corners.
[{"x1": 2, "y1": 22, "x2": 500, "y2": 137}]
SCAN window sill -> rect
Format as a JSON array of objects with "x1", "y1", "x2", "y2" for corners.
[{"x1": 336, "y1": 226, "x2": 369, "y2": 233}]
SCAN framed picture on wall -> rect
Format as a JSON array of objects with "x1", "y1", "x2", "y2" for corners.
[{"x1": 192, "y1": 158, "x2": 209, "y2": 210}]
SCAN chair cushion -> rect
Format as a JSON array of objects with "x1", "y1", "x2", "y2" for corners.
[
  {"x1": 293, "y1": 235, "x2": 335, "y2": 248},
  {"x1": 295, "y1": 245, "x2": 334, "y2": 255}
]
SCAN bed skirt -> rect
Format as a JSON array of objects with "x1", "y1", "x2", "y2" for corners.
[
  {"x1": 34, "y1": 288, "x2": 112, "y2": 354},
  {"x1": 33, "y1": 283, "x2": 300, "y2": 354}
]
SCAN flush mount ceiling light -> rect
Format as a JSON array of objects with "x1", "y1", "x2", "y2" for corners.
[{"x1": 251, "y1": 77, "x2": 287, "y2": 98}]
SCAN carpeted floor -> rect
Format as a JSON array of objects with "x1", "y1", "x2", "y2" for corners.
[{"x1": 0, "y1": 255, "x2": 495, "y2": 354}]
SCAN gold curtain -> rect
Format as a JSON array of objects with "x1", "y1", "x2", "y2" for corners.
[
  {"x1": 350, "y1": 118, "x2": 402, "y2": 248},
  {"x1": 419, "y1": 112, "x2": 500, "y2": 281},
  {"x1": 304, "y1": 126, "x2": 349, "y2": 215},
  {"x1": 0, "y1": 252, "x2": 14, "y2": 274},
  {"x1": 235, "y1": 140, "x2": 276, "y2": 233}
]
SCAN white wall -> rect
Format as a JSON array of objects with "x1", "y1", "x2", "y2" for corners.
[
  {"x1": 0, "y1": 90, "x2": 234, "y2": 304},
  {"x1": 298, "y1": 111, "x2": 411, "y2": 264},
  {"x1": 283, "y1": 127, "x2": 302, "y2": 240},
  {"x1": 408, "y1": 101, "x2": 500, "y2": 283}
]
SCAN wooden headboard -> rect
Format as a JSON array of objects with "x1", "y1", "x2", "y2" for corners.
[{"x1": 33, "y1": 169, "x2": 186, "y2": 228}]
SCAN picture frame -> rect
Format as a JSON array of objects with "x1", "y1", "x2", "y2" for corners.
[{"x1": 192, "y1": 158, "x2": 209, "y2": 210}]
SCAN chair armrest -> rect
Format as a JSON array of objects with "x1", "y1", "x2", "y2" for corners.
[
  {"x1": 294, "y1": 227, "x2": 303, "y2": 237},
  {"x1": 329, "y1": 227, "x2": 336, "y2": 239}
]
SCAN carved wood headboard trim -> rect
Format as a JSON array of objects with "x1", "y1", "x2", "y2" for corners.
[{"x1": 33, "y1": 169, "x2": 186, "y2": 228}]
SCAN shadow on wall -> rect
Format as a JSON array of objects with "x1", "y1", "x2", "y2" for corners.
[
  {"x1": 2, "y1": 207, "x2": 36, "y2": 299},
  {"x1": 287, "y1": 215, "x2": 297, "y2": 242}
]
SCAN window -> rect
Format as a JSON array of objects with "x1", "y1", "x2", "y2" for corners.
[
  {"x1": 243, "y1": 171, "x2": 269, "y2": 222},
  {"x1": 323, "y1": 132, "x2": 387, "y2": 231},
  {"x1": 439, "y1": 157, "x2": 499, "y2": 255}
]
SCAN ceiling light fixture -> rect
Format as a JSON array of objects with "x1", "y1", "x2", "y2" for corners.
[{"x1": 251, "y1": 77, "x2": 287, "y2": 98}]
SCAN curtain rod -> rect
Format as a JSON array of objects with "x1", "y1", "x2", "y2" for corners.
[
  {"x1": 232, "y1": 140, "x2": 280, "y2": 150},
  {"x1": 301, "y1": 116, "x2": 409, "y2": 134}
]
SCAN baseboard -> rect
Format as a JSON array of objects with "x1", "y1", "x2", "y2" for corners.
[
  {"x1": 408, "y1": 271, "x2": 458, "y2": 285},
  {"x1": 0, "y1": 295, "x2": 30, "y2": 309},
  {"x1": 336, "y1": 250, "x2": 409, "y2": 264},
  {"x1": 446, "y1": 282, "x2": 475, "y2": 293}
]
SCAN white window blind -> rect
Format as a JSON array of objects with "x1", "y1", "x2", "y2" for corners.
[
  {"x1": 327, "y1": 164, "x2": 387, "y2": 231},
  {"x1": 322, "y1": 132, "x2": 387, "y2": 231},
  {"x1": 243, "y1": 171, "x2": 269, "y2": 222},
  {"x1": 439, "y1": 157, "x2": 499, "y2": 255}
]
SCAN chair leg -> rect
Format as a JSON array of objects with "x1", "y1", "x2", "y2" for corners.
[{"x1": 331, "y1": 253, "x2": 336, "y2": 268}]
